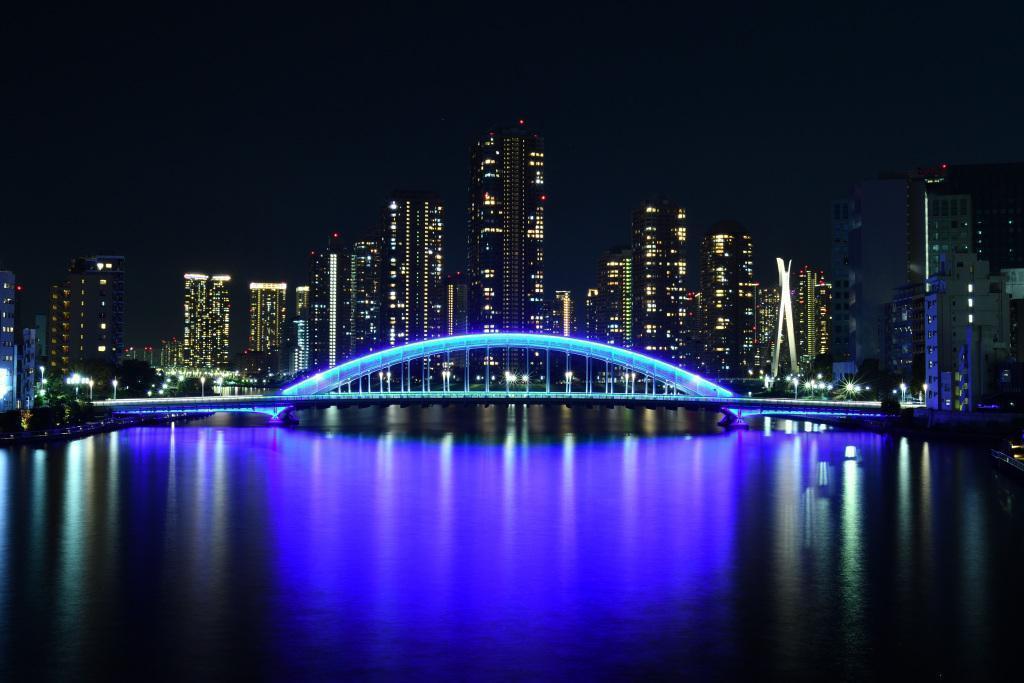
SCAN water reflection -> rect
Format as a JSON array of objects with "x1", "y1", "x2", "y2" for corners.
[{"x1": 0, "y1": 408, "x2": 1022, "y2": 679}]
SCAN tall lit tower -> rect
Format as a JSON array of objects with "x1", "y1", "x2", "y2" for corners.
[
  {"x1": 308, "y1": 233, "x2": 348, "y2": 371},
  {"x1": 467, "y1": 121, "x2": 546, "y2": 333},
  {"x1": 48, "y1": 256, "x2": 126, "y2": 376},
  {"x1": 592, "y1": 246, "x2": 633, "y2": 347},
  {"x1": 248, "y1": 282, "x2": 288, "y2": 353},
  {"x1": 350, "y1": 236, "x2": 382, "y2": 354},
  {"x1": 381, "y1": 192, "x2": 444, "y2": 346},
  {"x1": 182, "y1": 273, "x2": 231, "y2": 370},
  {"x1": 699, "y1": 222, "x2": 755, "y2": 376},
  {"x1": 445, "y1": 272, "x2": 469, "y2": 336},
  {"x1": 295, "y1": 285, "x2": 310, "y2": 318},
  {"x1": 795, "y1": 266, "x2": 832, "y2": 368},
  {"x1": 631, "y1": 199, "x2": 687, "y2": 362}
]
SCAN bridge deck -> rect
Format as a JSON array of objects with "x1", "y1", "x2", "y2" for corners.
[{"x1": 95, "y1": 391, "x2": 900, "y2": 418}]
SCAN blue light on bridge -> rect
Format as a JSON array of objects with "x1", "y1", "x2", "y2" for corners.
[{"x1": 281, "y1": 333, "x2": 734, "y2": 399}]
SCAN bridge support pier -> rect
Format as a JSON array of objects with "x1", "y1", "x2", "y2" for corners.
[
  {"x1": 718, "y1": 409, "x2": 748, "y2": 429},
  {"x1": 265, "y1": 406, "x2": 298, "y2": 425}
]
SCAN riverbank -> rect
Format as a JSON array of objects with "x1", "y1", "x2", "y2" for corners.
[{"x1": 0, "y1": 412, "x2": 209, "y2": 445}]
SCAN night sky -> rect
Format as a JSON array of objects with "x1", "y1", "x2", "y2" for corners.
[{"x1": 3, "y1": 2, "x2": 1023, "y2": 349}]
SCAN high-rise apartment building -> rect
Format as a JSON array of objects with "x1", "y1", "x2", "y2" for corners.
[
  {"x1": 921, "y1": 163, "x2": 1024, "y2": 274},
  {"x1": 467, "y1": 122, "x2": 546, "y2": 333},
  {"x1": 248, "y1": 282, "x2": 288, "y2": 354},
  {"x1": 794, "y1": 266, "x2": 831, "y2": 369},
  {"x1": 549, "y1": 290, "x2": 573, "y2": 336},
  {"x1": 380, "y1": 193, "x2": 444, "y2": 346},
  {"x1": 830, "y1": 199, "x2": 855, "y2": 376},
  {"x1": 295, "y1": 285, "x2": 310, "y2": 319},
  {"x1": 349, "y1": 237, "x2": 382, "y2": 355},
  {"x1": 182, "y1": 273, "x2": 231, "y2": 370},
  {"x1": 0, "y1": 272, "x2": 15, "y2": 411},
  {"x1": 308, "y1": 233, "x2": 348, "y2": 371},
  {"x1": 48, "y1": 256, "x2": 126, "y2": 377},
  {"x1": 699, "y1": 223, "x2": 755, "y2": 376},
  {"x1": 925, "y1": 194, "x2": 973, "y2": 284},
  {"x1": 445, "y1": 272, "x2": 469, "y2": 336},
  {"x1": 589, "y1": 247, "x2": 633, "y2": 347},
  {"x1": 757, "y1": 285, "x2": 782, "y2": 373},
  {"x1": 631, "y1": 199, "x2": 687, "y2": 362}
]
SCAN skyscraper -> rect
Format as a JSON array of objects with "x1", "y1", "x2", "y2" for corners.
[
  {"x1": 589, "y1": 246, "x2": 633, "y2": 347},
  {"x1": 350, "y1": 237, "x2": 381, "y2": 354},
  {"x1": 830, "y1": 199, "x2": 855, "y2": 376},
  {"x1": 0, "y1": 272, "x2": 15, "y2": 411},
  {"x1": 794, "y1": 266, "x2": 831, "y2": 369},
  {"x1": 182, "y1": 273, "x2": 231, "y2": 370},
  {"x1": 549, "y1": 290, "x2": 573, "y2": 336},
  {"x1": 308, "y1": 233, "x2": 348, "y2": 371},
  {"x1": 631, "y1": 200, "x2": 687, "y2": 362},
  {"x1": 295, "y1": 285, "x2": 310, "y2": 318},
  {"x1": 248, "y1": 282, "x2": 288, "y2": 354},
  {"x1": 467, "y1": 122, "x2": 546, "y2": 334},
  {"x1": 445, "y1": 272, "x2": 469, "y2": 336},
  {"x1": 380, "y1": 192, "x2": 444, "y2": 346},
  {"x1": 700, "y1": 222, "x2": 755, "y2": 377},
  {"x1": 756, "y1": 285, "x2": 782, "y2": 373},
  {"x1": 48, "y1": 256, "x2": 126, "y2": 376}
]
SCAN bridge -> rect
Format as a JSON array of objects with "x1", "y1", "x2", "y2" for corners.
[{"x1": 95, "y1": 333, "x2": 894, "y2": 426}]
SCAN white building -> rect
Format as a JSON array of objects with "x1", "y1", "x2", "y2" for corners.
[{"x1": 925, "y1": 254, "x2": 1010, "y2": 411}]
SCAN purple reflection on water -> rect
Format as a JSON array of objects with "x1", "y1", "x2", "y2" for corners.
[{"x1": 1, "y1": 407, "x2": 1023, "y2": 679}]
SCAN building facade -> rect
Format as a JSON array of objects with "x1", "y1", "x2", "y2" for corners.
[
  {"x1": 349, "y1": 238, "x2": 381, "y2": 355},
  {"x1": 308, "y1": 233, "x2": 348, "y2": 371},
  {"x1": 589, "y1": 247, "x2": 633, "y2": 347},
  {"x1": 380, "y1": 192, "x2": 444, "y2": 347},
  {"x1": 631, "y1": 200, "x2": 687, "y2": 362},
  {"x1": 467, "y1": 123, "x2": 546, "y2": 334},
  {"x1": 445, "y1": 272, "x2": 469, "y2": 336},
  {"x1": 549, "y1": 290, "x2": 573, "y2": 336},
  {"x1": 0, "y1": 272, "x2": 15, "y2": 411},
  {"x1": 794, "y1": 266, "x2": 831, "y2": 370},
  {"x1": 830, "y1": 199, "x2": 855, "y2": 376},
  {"x1": 182, "y1": 273, "x2": 231, "y2": 370},
  {"x1": 248, "y1": 282, "x2": 288, "y2": 354},
  {"x1": 699, "y1": 222, "x2": 755, "y2": 377},
  {"x1": 48, "y1": 256, "x2": 126, "y2": 377},
  {"x1": 925, "y1": 253, "x2": 1010, "y2": 411}
]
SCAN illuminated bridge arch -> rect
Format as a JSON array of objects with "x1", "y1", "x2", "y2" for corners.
[{"x1": 281, "y1": 333, "x2": 733, "y2": 399}]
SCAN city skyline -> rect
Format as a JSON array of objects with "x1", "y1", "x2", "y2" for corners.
[{"x1": 5, "y1": 4, "x2": 1023, "y2": 349}]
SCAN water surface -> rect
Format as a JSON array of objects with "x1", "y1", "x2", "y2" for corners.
[{"x1": 1, "y1": 406, "x2": 1021, "y2": 679}]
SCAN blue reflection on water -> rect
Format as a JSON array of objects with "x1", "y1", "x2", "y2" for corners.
[{"x1": 0, "y1": 408, "x2": 1023, "y2": 679}]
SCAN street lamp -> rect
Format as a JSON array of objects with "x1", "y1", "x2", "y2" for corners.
[
  {"x1": 564, "y1": 370, "x2": 573, "y2": 394},
  {"x1": 504, "y1": 371, "x2": 514, "y2": 393},
  {"x1": 87, "y1": 378, "x2": 94, "y2": 401},
  {"x1": 922, "y1": 383, "x2": 928, "y2": 402},
  {"x1": 386, "y1": 371, "x2": 392, "y2": 392},
  {"x1": 790, "y1": 376, "x2": 800, "y2": 399},
  {"x1": 379, "y1": 371, "x2": 386, "y2": 393},
  {"x1": 112, "y1": 378, "x2": 118, "y2": 400},
  {"x1": 200, "y1": 376, "x2": 206, "y2": 397},
  {"x1": 521, "y1": 374, "x2": 529, "y2": 394},
  {"x1": 899, "y1": 382, "x2": 907, "y2": 403},
  {"x1": 442, "y1": 370, "x2": 450, "y2": 392}
]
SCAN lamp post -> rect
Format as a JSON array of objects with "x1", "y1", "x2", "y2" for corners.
[
  {"x1": 442, "y1": 370, "x2": 450, "y2": 392},
  {"x1": 87, "y1": 378, "x2": 94, "y2": 401},
  {"x1": 200, "y1": 376, "x2": 206, "y2": 397},
  {"x1": 564, "y1": 371, "x2": 573, "y2": 394},
  {"x1": 504, "y1": 371, "x2": 513, "y2": 394},
  {"x1": 922, "y1": 383, "x2": 928, "y2": 403},
  {"x1": 521, "y1": 374, "x2": 529, "y2": 395},
  {"x1": 112, "y1": 378, "x2": 118, "y2": 400},
  {"x1": 899, "y1": 382, "x2": 907, "y2": 404},
  {"x1": 386, "y1": 371, "x2": 392, "y2": 393},
  {"x1": 791, "y1": 376, "x2": 799, "y2": 399},
  {"x1": 379, "y1": 371, "x2": 386, "y2": 393}
]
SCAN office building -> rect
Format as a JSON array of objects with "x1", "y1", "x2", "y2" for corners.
[
  {"x1": 308, "y1": 233, "x2": 348, "y2": 370},
  {"x1": 182, "y1": 273, "x2": 231, "y2": 370},
  {"x1": 160, "y1": 337, "x2": 183, "y2": 369},
  {"x1": 699, "y1": 222, "x2": 755, "y2": 376},
  {"x1": 467, "y1": 122, "x2": 546, "y2": 334},
  {"x1": 631, "y1": 199, "x2": 687, "y2": 361},
  {"x1": 48, "y1": 256, "x2": 126, "y2": 377},
  {"x1": 925, "y1": 193, "x2": 973, "y2": 284},
  {"x1": 830, "y1": 199, "x2": 855, "y2": 376},
  {"x1": 756, "y1": 284, "x2": 781, "y2": 373},
  {"x1": 445, "y1": 272, "x2": 469, "y2": 336},
  {"x1": 248, "y1": 282, "x2": 288, "y2": 355},
  {"x1": 925, "y1": 253, "x2": 1010, "y2": 411},
  {"x1": 19, "y1": 329, "x2": 36, "y2": 409}
]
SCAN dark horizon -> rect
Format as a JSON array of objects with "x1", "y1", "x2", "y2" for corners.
[{"x1": 3, "y1": 2, "x2": 1023, "y2": 349}]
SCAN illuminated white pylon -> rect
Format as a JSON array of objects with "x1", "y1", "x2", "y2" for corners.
[{"x1": 771, "y1": 258, "x2": 798, "y2": 379}]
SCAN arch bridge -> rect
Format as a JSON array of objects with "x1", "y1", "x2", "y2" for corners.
[{"x1": 96, "y1": 334, "x2": 890, "y2": 425}]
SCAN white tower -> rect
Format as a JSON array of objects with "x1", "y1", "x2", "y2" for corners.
[{"x1": 771, "y1": 258, "x2": 798, "y2": 379}]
